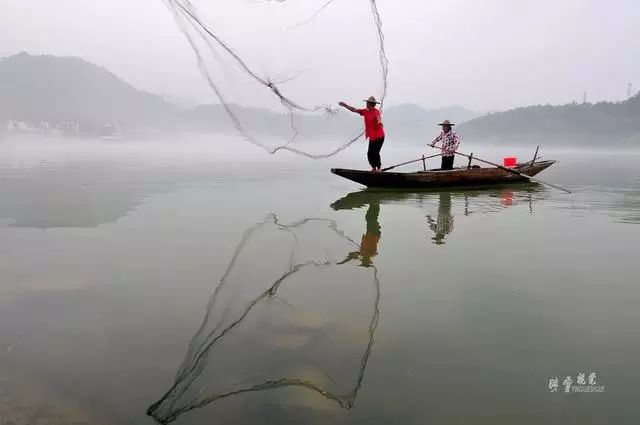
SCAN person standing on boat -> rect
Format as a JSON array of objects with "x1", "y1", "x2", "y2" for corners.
[
  {"x1": 338, "y1": 96, "x2": 385, "y2": 173},
  {"x1": 430, "y1": 120, "x2": 460, "y2": 170}
]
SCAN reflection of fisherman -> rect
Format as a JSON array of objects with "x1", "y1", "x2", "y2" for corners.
[
  {"x1": 426, "y1": 192, "x2": 454, "y2": 245},
  {"x1": 341, "y1": 201, "x2": 381, "y2": 267}
]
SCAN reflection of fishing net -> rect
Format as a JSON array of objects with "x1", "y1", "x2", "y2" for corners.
[
  {"x1": 162, "y1": 0, "x2": 388, "y2": 158},
  {"x1": 147, "y1": 214, "x2": 381, "y2": 424}
]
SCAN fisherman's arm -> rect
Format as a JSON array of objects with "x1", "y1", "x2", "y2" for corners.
[{"x1": 338, "y1": 102, "x2": 360, "y2": 114}]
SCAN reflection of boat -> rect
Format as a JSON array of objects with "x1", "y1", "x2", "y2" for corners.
[
  {"x1": 332, "y1": 187, "x2": 545, "y2": 246},
  {"x1": 331, "y1": 186, "x2": 544, "y2": 211},
  {"x1": 331, "y1": 160, "x2": 555, "y2": 189},
  {"x1": 331, "y1": 190, "x2": 420, "y2": 210}
]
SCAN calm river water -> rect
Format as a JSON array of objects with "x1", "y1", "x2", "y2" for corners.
[{"x1": 0, "y1": 138, "x2": 639, "y2": 424}]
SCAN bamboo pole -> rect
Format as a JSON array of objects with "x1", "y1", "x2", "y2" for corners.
[
  {"x1": 530, "y1": 145, "x2": 540, "y2": 166},
  {"x1": 381, "y1": 153, "x2": 441, "y2": 172}
]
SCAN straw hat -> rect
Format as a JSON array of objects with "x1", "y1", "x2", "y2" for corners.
[
  {"x1": 363, "y1": 96, "x2": 380, "y2": 104},
  {"x1": 438, "y1": 120, "x2": 455, "y2": 126}
]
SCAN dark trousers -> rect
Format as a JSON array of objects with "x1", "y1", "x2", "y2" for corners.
[
  {"x1": 368, "y1": 137, "x2": 385, "y2": 169},
  {"x1": 441, "y1": 155, "x2": 454, "y2": 170}
]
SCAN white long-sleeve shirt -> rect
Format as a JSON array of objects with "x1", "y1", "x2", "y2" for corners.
[{"x1": 432, "y1": 131, "x2": 460, "y2": 156}]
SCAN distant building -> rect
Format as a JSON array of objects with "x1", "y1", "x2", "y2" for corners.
[
  {"x1": 100, "y1": 121, "x2": 124, "y2": 140},
  {"x1": 6, "y1": 119, "x2": 80, "y2": 135},
  {"x1": 7, "y1": 120, "x2": 43, "y2": 132},
  {"x1": 56, "y1": 121, "x2": 81, "y2": 135}
]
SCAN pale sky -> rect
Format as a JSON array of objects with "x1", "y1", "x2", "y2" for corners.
[{"x1": 1, "y1": 0, "x2": 639, "y2": 111}]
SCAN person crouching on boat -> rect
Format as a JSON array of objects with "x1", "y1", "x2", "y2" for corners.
[
  {"x1": 430, "y1": 120, "x2": 460, "y2": 170},
  {"x1": 339, "y1": 96, "x2": 385, "y2": 173}
]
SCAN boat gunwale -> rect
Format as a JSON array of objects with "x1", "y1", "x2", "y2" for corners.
[
  {"x1": 330, "y1": 160, "x2": 557, "y2": 189},
  {"x1": 331, "y1": 160, "x2": 556, "y2": 177}
]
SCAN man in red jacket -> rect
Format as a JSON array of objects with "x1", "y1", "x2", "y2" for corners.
[{"x1": 339, "y1": 96, "x2": 385, "y2": 173}]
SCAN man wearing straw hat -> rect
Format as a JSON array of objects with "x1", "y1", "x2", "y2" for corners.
[
  {"x1": 339, "y1": 96, "x2": 385, "y2": 173},
  {"x1": 430, "y1": 120, "x2": 460, "y2": 170}
]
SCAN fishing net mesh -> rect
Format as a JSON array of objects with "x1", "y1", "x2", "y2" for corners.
[
  {"x1": 147, "y1": 214, "x2": 381, "y2": 424},
  {"x1": 162, "y1": 0, "x2": 388, "y2": 158}
]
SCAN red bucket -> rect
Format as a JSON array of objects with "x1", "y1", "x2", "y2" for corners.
[{"x1": 503, "y1": 157, "x2": 517, "y2": 168}]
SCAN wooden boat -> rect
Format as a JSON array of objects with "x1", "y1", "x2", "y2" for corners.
[{"x1": 331, "y1": 160, "x2": 556, "y2": 189}]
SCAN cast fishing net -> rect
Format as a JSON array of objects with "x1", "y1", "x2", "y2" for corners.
[
  {"x1": 147, "y1": 214, "x2": 381, "y2": 424},
  {"x1": 162, "y1": 0, "x2": 388, "y2": 158}
]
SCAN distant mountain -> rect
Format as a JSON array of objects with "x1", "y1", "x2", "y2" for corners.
[
  {"x1": 161, "y1": 93, "x2": 199, "y2": 109},
  {"x1": 382, "y1": 103, "x2": 482, "y2": 142},
  {"x1": 386, "y1": 103, "x2": 481, "y2": 124},
  {"x1": 0, "y1": 53, "x2": 480, "y2": 140},
  {"x1": 7, "y1": 52, "x2": 638, "y2": 146},
  {"x1": 457, "y1": 97, "x2": 640, "y2": 146},
  {"x1": 0, "y1": 52, "x2": 186, "y2": 136}
]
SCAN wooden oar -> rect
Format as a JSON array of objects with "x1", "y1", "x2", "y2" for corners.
[
  {"x1": 381, "y1": 154, "x2": 441, "y2": 172},
  {"x1": 428, "y1": 146, "x2": 571, "y2": 193}
]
